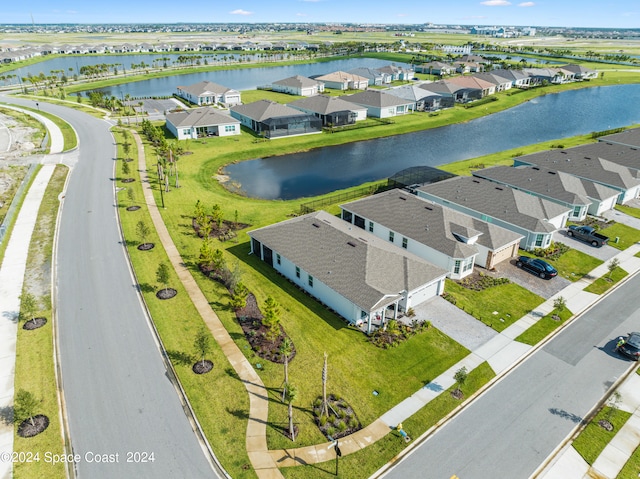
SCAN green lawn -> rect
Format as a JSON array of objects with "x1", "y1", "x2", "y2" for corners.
[
  {"x1": 614, "y1": 204, "x2": 640, "y2": 220},
  {"x1": 600, "y1": 222, "x2": 640, "y2": 250},
  {"x1": 443, "y1": 280, "x2": 544, "y2": 332},
  {"x1": 515, "y1": 307, "x2": 573, "y2": 346},
  {"x1": 520, "y1": 248, "x2": 603, "y2": 282},
  {"x1": 584, "y1": 266, "x2": 629, "y2": 294},
  {"x1": 617, "y1": 442, "x2": 640, "y2": 479},
  {"x1": 573, "y1": 406, "x2": 632, "y2": 465},
  {"x1": 281, "y1": 362, "x2": 496, "y2": 479},
  {"x1": 13, "y1": 165, "x2": 68, "y2": 479}
]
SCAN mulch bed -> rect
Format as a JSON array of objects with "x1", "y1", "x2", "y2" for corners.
[
  {"x1": 456, "y1": 270, "x2": 510, "y2": 291},
  {"x1": 192, "y1": 360, "x2": 213, "y2": 374},
  {"x1": 126, "y1": 206, "x2": 141, "y2": 211},
  {"x1": 137, "y1": 242, "x2": 155, "y2": 251},
  {"x1": 235, "y1": 293, "x2": 295, "y2": 364},
  {"x1": 598, "y1": 419, "x2": 614, "y2": 431},
  {"x1": 450, "y1": 389, "x2": 464, "y2": 400},
  {"x1": 23, "y1": 317, "x2": 47, "y2": 330},
  {"x1": 156, "y1": 288, "x2": 177, "y2": 300},
  {"x1": 312, "y1": 394, "x2": 362, "y2": 439},
  {"x1": 17, "y1": 415, "x2": 49, "y2": 438},
  {"x1": 193, "y1": 218, "x2": 250, "y2": 241},
  {"x1": 121, "y1": 178, "x2": 136, "y2": 183}
]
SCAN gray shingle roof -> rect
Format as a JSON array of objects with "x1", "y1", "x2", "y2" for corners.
[
  {"x1": 600, "y1": 128, "x2": 640, "y2": 148},
  {"x1": 341, "y1": 189, "x2": 522, "y2": 257},
  {"x1": 288, "y1": 95, "x2": 366, "y2": 115},
  {"x1": 230, "y1": 100, "x2": 307, "y2": 121},
  {"x1": 417, "y1": 176, "x2": 570, "y2": 233},
  {"x1": 272, "y1": 75, "x2": 321, "y2": 89},
  {"x1": 176, "y1": 80, "x2": 235, "y2": 96},
  {"x1": 554, "y1": 142, "x2": 640, "y2": 173},
  {"x1": 516, "y1": 149, "x2": 640, "y2": 190},
  {"x1": 346, "y1": 90, "x2": 413, "y2": 108},
  {"x1": 473, "y1": 165, "x2": 601, "y2": 206},
  {"x1": 249, "y1": 211, "x2": 447, "y2": 312},
  {"x1": 387, "y1": 85, "x2": 441, "y2": 102},
  {"x1": 165, "y1": 107, "x2": 239, "y2": 128}
]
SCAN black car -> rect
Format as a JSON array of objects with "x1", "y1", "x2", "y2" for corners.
[
  {"x1": 515, "y1": 256, "x2": 558, "y2": 279},
  {"x1": 618, "y1": 332, "x2": 640, "y2": 361}
]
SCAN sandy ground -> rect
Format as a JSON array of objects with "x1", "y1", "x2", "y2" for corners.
[{"x1": 0, "y1": 111, "x2": 39, "y2": 207}]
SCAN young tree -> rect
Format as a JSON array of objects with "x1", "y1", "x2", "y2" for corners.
[
  {"x1": 122, "y1": 158, "x2": 130, "y2": 177},
  {"x1": 127, "y1": 186, "x2": 136, "y2": 205},
  {"x1": 453, "y1": 366, "x2": 468, "y2": 398},
  {"x1": 262, "y1": 296, "x2": 281, "y2": 343},
  {"x1": 156, "y1": 262, "x2": 170, "y2": 294},
  {"x1": 122, "y1": 139, "x2": 132, "y2": 161},
  {"x1": 194, "y1": 329, "x2": 212, "y2": 368},
  {"x1": 321, "y1": 352, "x2": 328, "y2": 417},
  {"x1": 13, "y1": 389, "x2": 41, "y2": 427},
  {"x1": 211, "y1": 203, "x2": 223, "y2": 229},
  {"x1": 608, "y1": 258, "x2": 620, "y2": 279},
  {"x1": 286, "y1": 384, "x2": 299, "y2": 441},
  {"x1": 136, "y1": 220, "x2": 150, "y2": 245},
  {"x1": 20, "y1": 293, "x2": 38, "y2": 323},
  {"x1": 280, "y1": 337, "x2": 293, "y2": 402},
  {"x1": 553, "y1": 296, "x2": 567, "y2": 320},
  {"x1": 229, "y1": 281, "x2": 249, "y2": 311}
]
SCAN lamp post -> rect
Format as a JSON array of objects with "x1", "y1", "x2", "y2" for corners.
[{"x1": 327, "y1": 436, "x2": 341, "y2": 476}]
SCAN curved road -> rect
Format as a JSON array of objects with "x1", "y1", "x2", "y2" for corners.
[
  {"x1": 383, "y1": 271, "x2": 640, "y2": 479},
  {"x1": 3, "y1": 97, "x2": 216, "y2": 478}
]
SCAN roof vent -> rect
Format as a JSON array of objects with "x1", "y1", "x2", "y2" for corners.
[
  {"x1": 548, "y1": 171, "x2": 556, "y2": 175},
  {"x1": 532, "y1": 167, "x2": 540, "y2": 170},
  {"x1": 312, "y1": 222, "x2": 321, "y2": 228},
  {"x1": 561, "y1": 151, "x2": 568, "y2": 154},
  {"x1": 495, "y1": 187, "x2": 503, "y2": 191},
  {"x1": 425, "y1": 206, "x2": 433, "y2": 211},
  {"x1": 399, "y1": 196, "x2": 406, "y2": 201},
  {"x1": 472, "y1": 180, "x2": 480, "y2": 184},
  {"x1": 584, "y1": 156, "x2": 591, "y2": 160},
  {"x1": 347, "y1": 241, "x2": 356, "y2": 247}
]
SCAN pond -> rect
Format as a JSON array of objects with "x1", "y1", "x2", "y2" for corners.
[{"x1": 223, "y1": 84, "x2": 640, "y2": 200}]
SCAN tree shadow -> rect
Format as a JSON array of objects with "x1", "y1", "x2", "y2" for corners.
[
  {"x1": 0, "y1": 405, "x2": 13, "y2": 426},
  {"x1": 423, "y1": 380, "x2": 443, "y2": 393},
  {"x1": 136, "y1": 283, "x2": 156, "y2": 294},
  {"x1": 226, "y1": 407, "x2": 249, "y2": 421},
  {"x1": 166, "y1": 350, "x2": 195, "y2": 366},
  {"x1": 549, "y1": 408, "x2": 583, "y2": 424},
  {"x1": 225, "y1": 367, "x2": 240, "y2": 381}
]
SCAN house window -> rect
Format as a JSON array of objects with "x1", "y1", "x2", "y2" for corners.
[
  {"x1": 342, "y1": 210, "x2": 353, "y2": 223},
  {"x1": 464, "y1": 260, "x2": 473, "y2": 272},
  {"x1": 368, "y1": 221, "x2": 374, "y2": 233},
  {"x1": 295, "y1": 266, "x2": 300, "y2": 278},
  {"x1": 361, "y1": 310, "x2": 367, "y2": 319},
  {"x1": 572, "y1": 206, "x2": 581, "y2": 217},
  {"x1": 402, "y1": 237, "x2": 408, "y2": 249},
  {"x1": 535, "y1": 234, "x2": 544, "y2": 247},
  {"x1": 308, "y1": 275, "x2": 314, "y2": 287},
  {"x1": 389, "y1": 231, "x2": 395, "y2": 243},
  {"x1": 454, "y1": 260, "x2": 461, "y2": 274},
  {"x1": 183, "y1": 129, "x2": 190, "y2": 135},
  {"x1": 276, "y1": 254, "x2": 281, "y2": 265},
  {"x1": 225, "y1": 125, "x2": 235, "y2": 132}
]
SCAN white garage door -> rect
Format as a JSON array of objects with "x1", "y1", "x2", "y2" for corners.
[{"x1": 408, "y1": 280, "x2": 441, "y2": 308}]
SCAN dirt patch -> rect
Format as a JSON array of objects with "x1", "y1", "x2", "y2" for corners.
[{"x1": 0, "y1": 111, "x2": 41, "y2": 163}]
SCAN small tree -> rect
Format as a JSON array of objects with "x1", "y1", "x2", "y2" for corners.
[
  {"x1": 122, "y1": 139, "x2": 132, "y2": 160},
  {"x1": 453, "y1": 366, "x2": 468, "y2": 398},
  {"x1": 127, "y1": 187, "x2": 135, "y2": 204},
  {"x1": 156, "y1": 262, "x2": 170, "y2": 293},
  {"x1": 280, "y1": 337, "x2": 293, "y2": 402},
  {"x1": 286, "y1": 384, "x2": 299, "y2": 441},
  {"x1": 262, "y1": 296, "x2": 281, "y2": 343},
  {"x1": 136, "y1": 220, "x2": 150, "y2": 245},
  {"x1": 20, "y1": 292, "x2": 38, "y2": 323},
  {"x1": 608, "y1": 258, "x2": 620, "y2": 279},
  {"x1": 553, "y1": 296, "x2": 566, "y2": 320},
  {"x1": 194, "y1": 329, "x2": 212, "y2": 368},
  {"x1": 211, "y1": 203, "x2": 223, "y2": 229},
  {"x1": 14, "y1": 389, "x2": 41, "y2": 427},
  {"x1": 230, "y1": 281, "x2": 249, "y2": 311},
  {"x1": 122, "y1": 158, "x2": 130, "y2": 176}
]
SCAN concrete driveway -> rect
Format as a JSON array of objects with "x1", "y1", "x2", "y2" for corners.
[
  {"x1": 553, "y1": 229, "x2": 619, "y2": 262},
  {"x1": 603, "y1": 200, "x2": 640, "y2": 230},
  {"x1": 485, "y1": 259, "x2": 572, "y2": 300}
]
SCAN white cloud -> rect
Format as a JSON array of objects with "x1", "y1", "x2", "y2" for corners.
[
  {"x1": 518, "y1": 1, "x2": 535, "y2": 6},
  {"x1": 229, "y1": 9, "x2": 253, "y2": 15},
  {"x1": 480, "y1": 0, "x2": 511, "y2": 5}
]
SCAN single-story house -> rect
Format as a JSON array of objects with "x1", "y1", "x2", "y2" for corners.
[
  {"x1": 348, "y1": 67, "x2": 386, "y2": 86},
  {"x1": 270, "y1": 75, "x2": 324, "y2": 97},
  {"x1": 288, "y1": 95, "x2": 367, "y2": 126},
  {"x1": 599, "y1": 128, "x2": 640, "y2": 149},
  {"x1": 415, "y1": 61, "x2": 456, "y2": 76},
  {"x1": 314, "y1": 71, "x2": 369, "y2": 91},
  {"x1": 490, "y1": 69, "x2": 532, "y2": 88},
  {"x1": 446, "y1": 76, "x2": 496, "y2": 98},
  {"x1": 522, "y1": 68, "x2": 567, "y2": 85},
  {"x1": 165, "y1": 107, "x2": 241, "y2": 140},
  {"x1": 426, "y1": 80, "x2": 482, "y2": 103},
  {"x1": 416, "y1": 176, "x2": 571, "y2": 251},
  {"x1": 230, "y1": 100, "x2": 322, "y2": 139},
  {"x1": 453, "y1": 61, "x2": 485, "y2": 74},
  {"x1": 559, "y1": 64, "x2": 598, "y2": 81},
  {"x1": 248, "y1": 210, "x2": 448, "y2": 332},
  {"x1": 176, "y1": 81, "x2": 242, "y2": 106},
  {"x1": 387, "y1": 85, "x2": 449, "y2": 112},
  {"x1": 514, "y1": 149, "x2": 640, "y2": 204},
  {"x1": 345, "y1": 90, "x2": 414, "y2": 118},
  {"x1": 473, "y1": 165, "x2": 619, "y2": 219},
  {"x1": 376, "y1": 64, "x2": 414, "y2": 81},
  {"x1": 472, "y1": 72, "x2": 513, "y2": 92},
  {"x1": 340, "y1": 189, "x2": 523, "y2": 278},
  {"x1": 552, "y1": 142, "x2": 640, "y2": 177}
]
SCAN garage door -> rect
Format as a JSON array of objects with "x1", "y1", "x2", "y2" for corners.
[
  {"x1": 408, "y1": 280, "x2": 441, "y2": 307},
  {"x1": 488, "y1": 243, "x2": 517, "y2": 269}
]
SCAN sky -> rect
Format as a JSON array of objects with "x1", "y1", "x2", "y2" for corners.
[{"x1": 3, "y1": 0, "x2": 639, "y2": 29}]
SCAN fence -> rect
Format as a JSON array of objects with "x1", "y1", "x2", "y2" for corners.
[
  {"x1": 298, "y1": 181, "x2": 390, "y2": 215},
  {"x1": 0, "y1": 163, "x2": 39, "y2": 245}
]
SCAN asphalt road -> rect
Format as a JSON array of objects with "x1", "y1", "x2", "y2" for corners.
[
  {"x1": 2, "y1": 97, "x2": 217, "y2": 478},
  {"x1": 382, "y1": 270, "x2": 640, "y2": 479}
]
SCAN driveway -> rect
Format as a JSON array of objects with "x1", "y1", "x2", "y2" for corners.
[
  {"x1": 553, "y1": 229, "x2": 619, "y2": 262},
  {"x1": 485, "y1": 259, "x2": 572, "y2": 300},
  {"x1": 603, "y1": 200, "x2": 640, "y2": 230}
]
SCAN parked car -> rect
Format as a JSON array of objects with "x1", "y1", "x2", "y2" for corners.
[
  {"x1": 567, "y1": 225, "x2": 609, "y2": 247},
  {"x1": 515, "y1": 256, "x2": 558, "y2": 279},
  {"x1": 617, "y1": 332, "x2": 640, "y2": 361}
]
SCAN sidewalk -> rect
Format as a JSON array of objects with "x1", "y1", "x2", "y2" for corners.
[{"x1": 0, "y1": 105, "x2": 65, "y2": 479}]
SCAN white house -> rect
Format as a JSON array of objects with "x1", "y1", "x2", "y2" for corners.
[
  {"x1": 176, "y1": 81, "x2": 241, "y2": 106},
  {"x1": 314, "y1": 71, "x2": 369, "y2": 91},
  {"x1": 248, "y1": 210, "x2": 448, "y2": 332},
  {"x1": 165, "y1": 108, "x2": 241, "y2": 140},
  {"x1": 270, "y1": 75, "x2": 324, "y2": 97},
  {"x1": 341, "y1": 189, "x2": 522, "y2": 278},
  {"x1": 345, "y1": 90, "x2": 414, "y2": 118},
  {"x1": 288, "y1": 95, "x2": 367, "y2": 126},
  {"x1": 417, "y1": 176, "x2": 571, "y2": 251}
]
